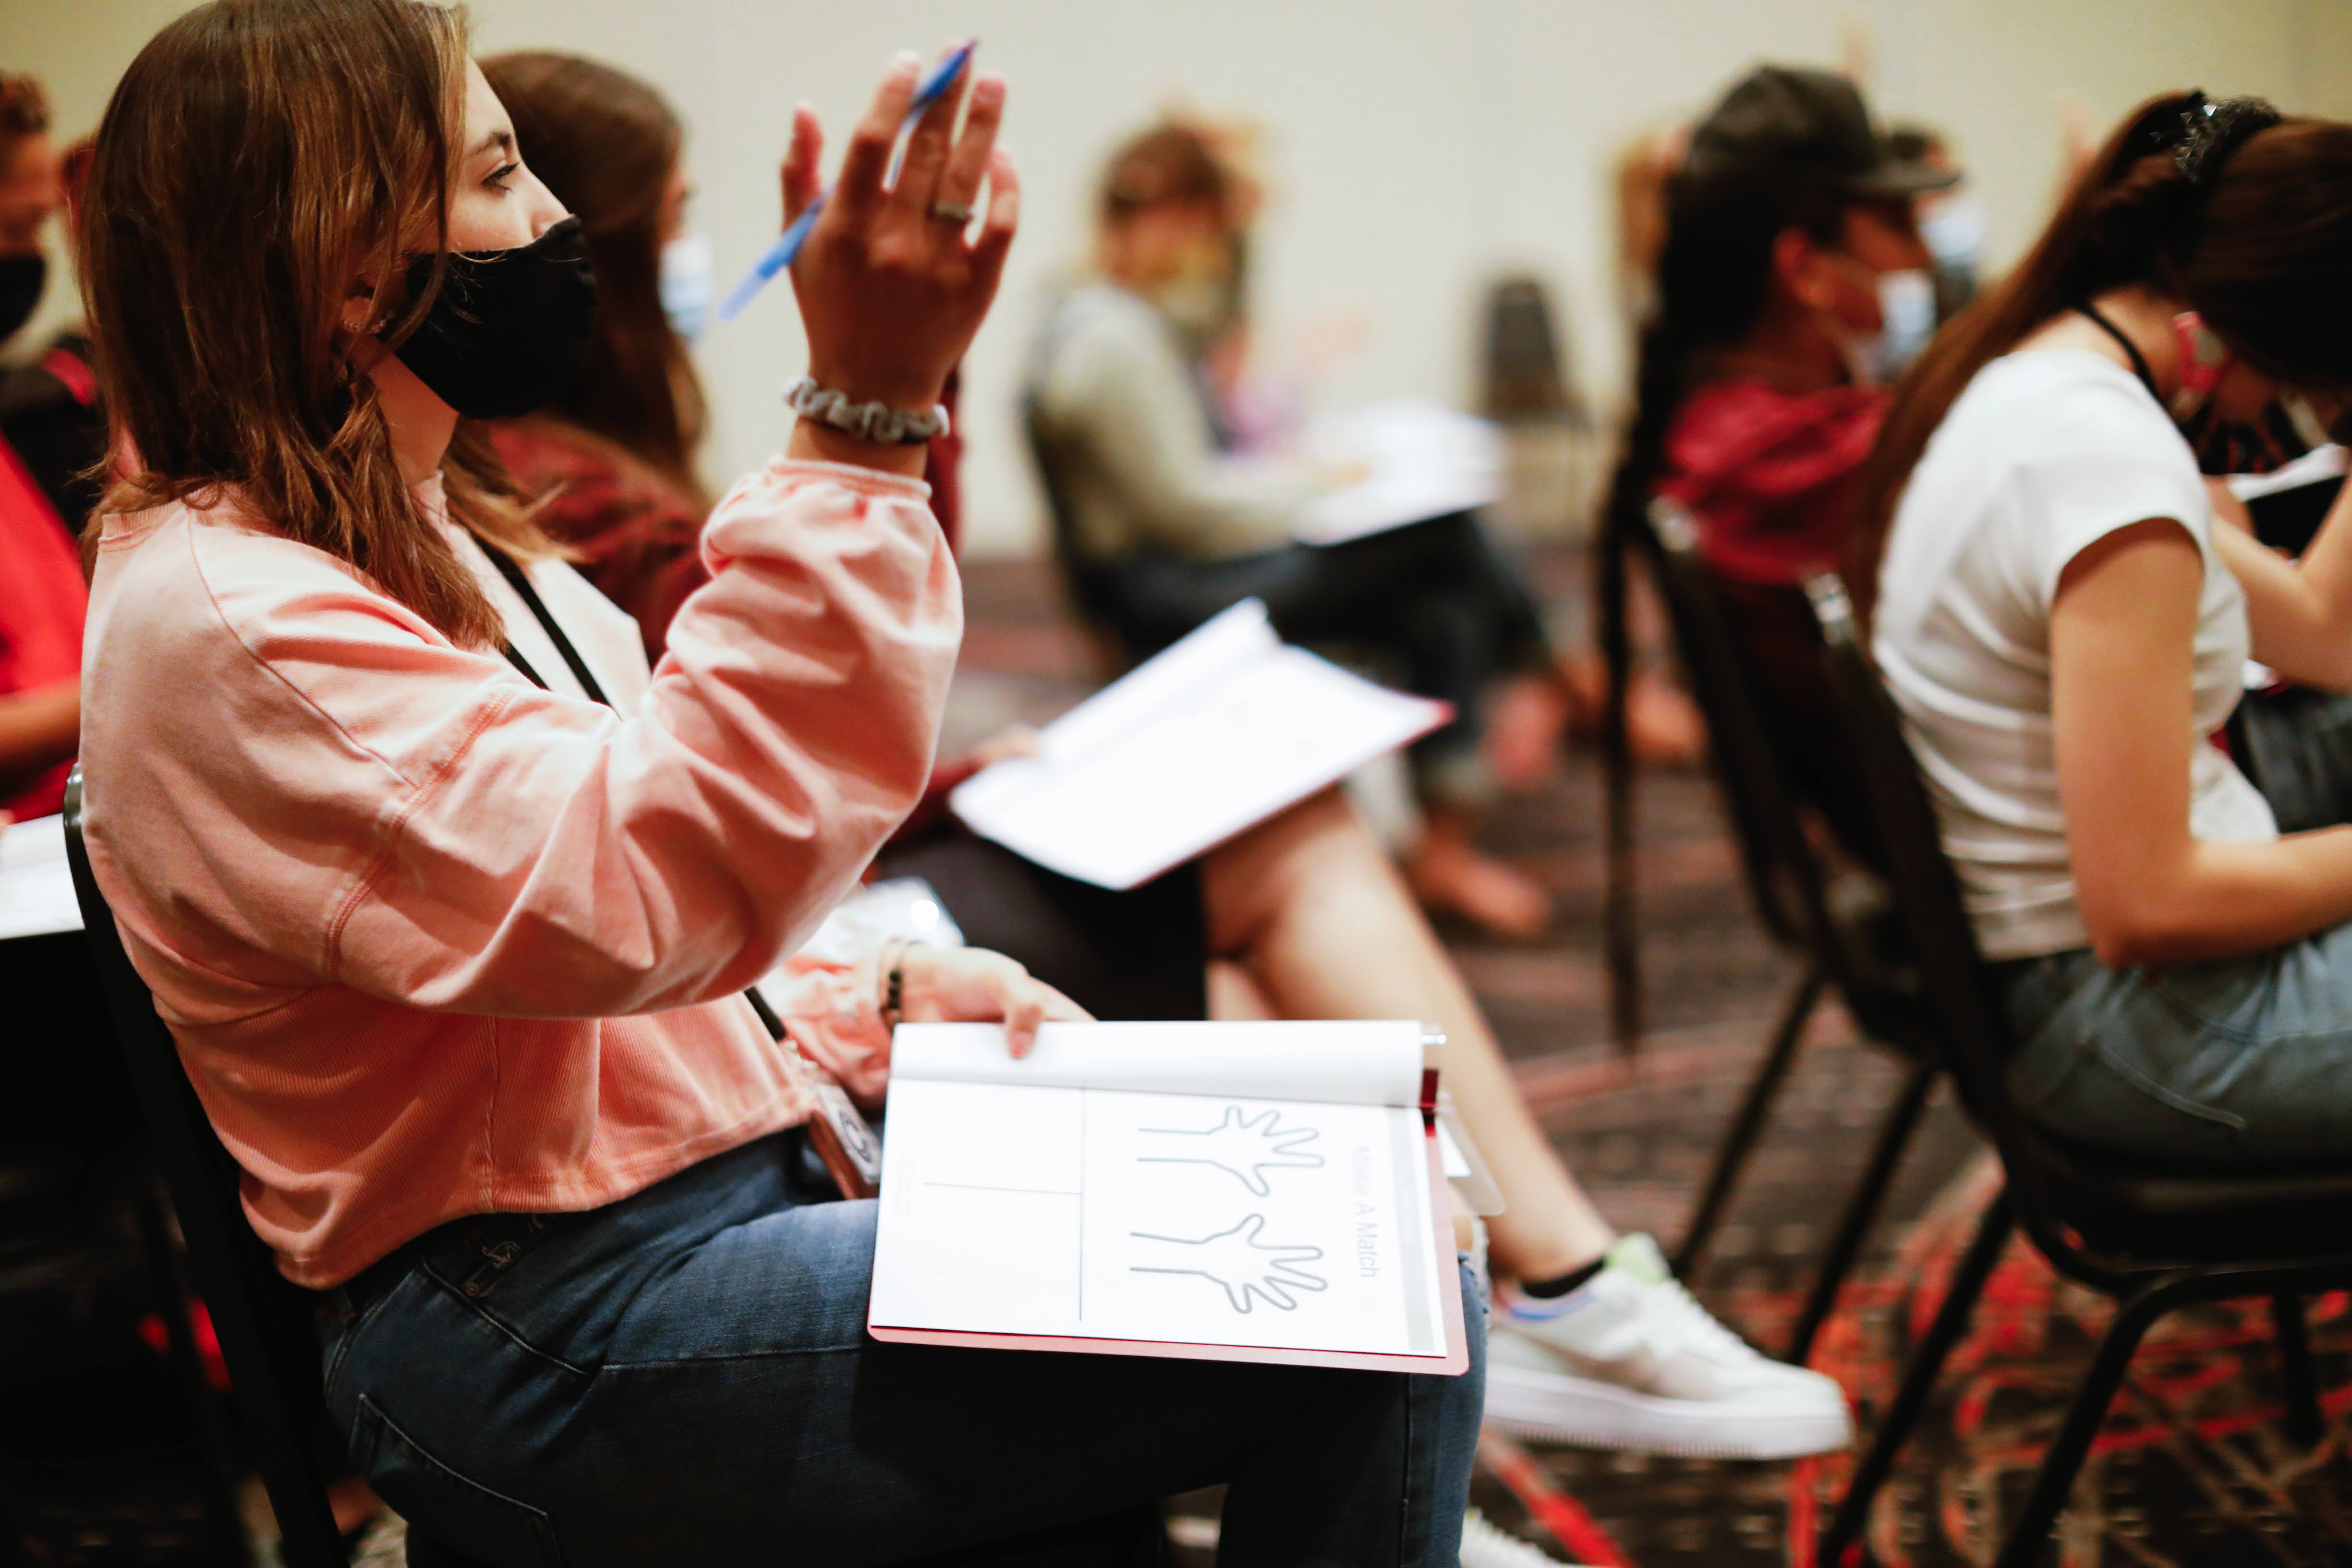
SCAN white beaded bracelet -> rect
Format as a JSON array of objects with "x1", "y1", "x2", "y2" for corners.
[{"x1": 783, "y1": 376, "x2": 951, "y2": 446}]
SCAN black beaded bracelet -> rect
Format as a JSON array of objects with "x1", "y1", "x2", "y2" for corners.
[{"x1": 881, "y1": 940, "x2": 911, "y2": 1029}]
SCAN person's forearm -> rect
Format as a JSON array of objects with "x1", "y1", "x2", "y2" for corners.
[
  {"x1": 2214, "y1": 523, "x2": 2352, "y2": 689},
  {"x1": 2089, "y1": 827, "x2": 2352, "y2": 966},
  {"x1": 2291, "y1": 469, "x2": 2352, "y2": 610},
  {"x1": 0, "y1": 680, "x2": 80, "y2": 795}
]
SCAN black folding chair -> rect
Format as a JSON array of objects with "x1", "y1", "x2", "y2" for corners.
[
  {"x1": 62, "y1": 775, "x2": 498, "y2": 1568},
  {"x1": 1022, "y1": 389, "x2": 1144, "y2": 672},
  {"x1": 1637, "y1": 500, "x2": 1940, "y2": 1363},
  {"x1": 1805, "y1": 576, "x2": 2352, "y2": 1568}
]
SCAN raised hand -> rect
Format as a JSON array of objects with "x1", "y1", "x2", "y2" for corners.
[
  {"x1": 1137, "y1": 1105, "x2": 1326, "y2": 1196},
  {"x1": 1130, "y1": 1215, "x2": 1328, "y2": 1313},
  {"x1": 780, "y1": 52, "x2": 1017, "y2": 414}
]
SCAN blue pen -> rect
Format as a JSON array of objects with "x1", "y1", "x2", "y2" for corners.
[{"x1": 717, "y1": 40, "x2": 977, "y2": 323}]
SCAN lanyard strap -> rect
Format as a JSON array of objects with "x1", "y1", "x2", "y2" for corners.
[
  {"x1": 482, "y1": 544, "x2": 882, "y2": 1197},
  {"x1": 2076, "y1": 301, "x2": 2163, "y2": 403},
  {"x1": 487, "y1": 547, "x2": 613, "y2": 708},
  {"x1": 485, "y1": 552, "x2": 804, "y2": 1043}
]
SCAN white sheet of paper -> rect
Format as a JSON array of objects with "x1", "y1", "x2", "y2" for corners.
[
  {"x1": 0, "y1": 814, "x2": 82, "y2": 942},
  {"x1": 2227, "y1": 443, "x2": 2347, "y2": 502},
  {"x1": 1293, "y1": 399, "x2": 1503, "y2": 546},
  {"x1": 869, "y1": 1079, "x2": 1448, "y2": 1358},
  {"x1": 949, "y1": 603, "x2": 1445, "y2": 890}
]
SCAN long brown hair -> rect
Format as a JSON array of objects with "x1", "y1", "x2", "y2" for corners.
[
  {"x1": 482, "y1": 51, "x2": 706, "y2": 497},
  {"x1": 1846, "y1": 93, "x2": 2352, "y2": 622},
  {"x1": 80, "y1": 0, "x2": 547, "y2": 651},
  {"x1": 1600, "y1": 155, "x2": 1847, "y2": 565}
]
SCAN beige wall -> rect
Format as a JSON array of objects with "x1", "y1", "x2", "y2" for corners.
[{"x1": 11, "y1": 0, "x2": 2352, "y2": 553}]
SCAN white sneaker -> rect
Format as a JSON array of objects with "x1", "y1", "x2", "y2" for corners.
[
  {"x1": 1460, "y1": 1507, "x2": 1585, "y2": 1567},
  {"x1": 1482, "y1": 1233, "x2": 1854, "y2": 1459}
]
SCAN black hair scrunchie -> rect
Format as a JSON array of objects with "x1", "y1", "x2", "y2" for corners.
[{"x1": 2175, "y1": 95, "x2": 2282, "y2": 188}]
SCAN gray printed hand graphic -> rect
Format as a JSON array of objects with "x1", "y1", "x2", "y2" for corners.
[
  {"x1": 1130, "y1": 1216, "x2": 1328, "y2": 1313},
  {"x1": 1137, "y1": 1106, "x2": 1325, "y2": 1196}
]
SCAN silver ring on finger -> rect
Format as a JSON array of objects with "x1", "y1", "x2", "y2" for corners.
[{"x1": 928, "y1": 198, "x2": 976, "y2": 225}]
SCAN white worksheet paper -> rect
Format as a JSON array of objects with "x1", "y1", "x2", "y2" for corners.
[
  {"x1": 0, "y1": 814, "x2": 81, "y2": 942},
  {"x1": 949, "y1": 603, "x2": 1445, "y2": 890},
  {"x1": 870, "y1": 1081, "x2": 1446, "y2": 1358},
  {"x1": 1293, "y1": 398, "x2": 1504, "y2": 547}
]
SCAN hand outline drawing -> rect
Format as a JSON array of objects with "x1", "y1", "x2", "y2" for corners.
[
  {"x1": 1137, "y1": 1105, "x2": 1325, "y2": 1196},
  {"x1": 1130, "y1": 1215, "x2": 1328, "y2": 1313}
]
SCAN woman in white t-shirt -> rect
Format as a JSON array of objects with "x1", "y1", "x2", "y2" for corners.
[{"x1": 1856, "y1": 91, "x2": 2352, "y2": 1166}]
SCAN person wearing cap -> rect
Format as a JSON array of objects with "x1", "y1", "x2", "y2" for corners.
[
  {"x1": 1599, "y1": 64, "x2": 1954, "y2": 867},
  {"x1": 0, "y1": 71, "x2": 84, "y2": 824}
]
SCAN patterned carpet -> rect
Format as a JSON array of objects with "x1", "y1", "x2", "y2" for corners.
[{"x1": 6, "y1": 552, "x2": 2352, "y2": 1566}]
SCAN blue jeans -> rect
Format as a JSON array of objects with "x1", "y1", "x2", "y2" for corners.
[
  {"x1": 1997, "y1": 688, "x2": 2352, "y2": 1166},
  {"x1": 317, "y1": 1131, "x2": 1485, "y2": 1567}
]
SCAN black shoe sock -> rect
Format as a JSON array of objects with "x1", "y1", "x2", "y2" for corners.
[{"x1": 1516, "y1": 1253, "x2": 1607, "y2": 1300}]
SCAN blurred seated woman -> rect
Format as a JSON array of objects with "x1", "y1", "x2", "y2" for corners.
[
  {"x1": 1858, "y1": 92, "x2": 2352, "y2": 1167},
  {"x1": 73, "y1": 4, "x2": 1489, "y2": 1561},
  {"x1": 485, "y1": 49, "x2": 1853, "y2": 1467},
  {"x1": 1025, "y1": 121, "x2": 1590, "y2": 936}
]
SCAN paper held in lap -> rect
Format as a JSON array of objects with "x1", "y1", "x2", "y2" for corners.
[
  {"x1": 1293, "y1": 398, "x2": 1504, "y2": 547},
  {"x1": 947, "y1": 601, "x2": 1447, "y2": 890},
  {"x1": 868, "y1": 1019, "x2": 1468, "y2": 1374}
]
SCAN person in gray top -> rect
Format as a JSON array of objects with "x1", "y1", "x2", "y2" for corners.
[{"x1": 1027, "y1": 120, "x2": 1564, "y2": 935}]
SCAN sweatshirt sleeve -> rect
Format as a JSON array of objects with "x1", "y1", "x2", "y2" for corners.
[
  {"x1": 1039, "y1": 293, "x2": 1325, "y2": 559},
  {"x1": 101, "y1": 460, "x2": 959, "y2": 1022}
]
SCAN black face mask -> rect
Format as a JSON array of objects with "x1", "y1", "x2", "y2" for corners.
[
  {"x1": 393, "y1": 216, "x2": 596, "y2": 420},
  {"x1": 0, "y1": 252, "x2": 46, "y2": 343}
]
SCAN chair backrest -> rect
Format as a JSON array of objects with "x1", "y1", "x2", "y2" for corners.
[
  {"x1": 60, "y1": 773, "x2": 350, "y2": 1568},
  {"x1": 1639, "y1": 498, "x2": 1828, "y2": 955},
  {"x1": 1803, "y1": 578, "x2": 2059, "y2": 1157}
]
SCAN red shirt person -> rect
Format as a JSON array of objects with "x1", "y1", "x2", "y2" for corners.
[
  {"x1": 1605, "y1": 67, "x2": 1952, "y2": 864},
  {"x1": 0, "y1": 73, "x2": 81, "y2": 820}
]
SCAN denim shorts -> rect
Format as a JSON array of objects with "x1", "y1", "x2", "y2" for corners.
[{"x1": 1994, "y1": 686, "x2": 2352, "y2": 1167}]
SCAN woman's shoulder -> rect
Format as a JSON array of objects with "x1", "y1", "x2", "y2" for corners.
[
  {"x1": 90, "y1": 492, "x2": 439, "y2": 666},
  {"x1": 1948, "y1": 351, "x2": 2184, "y2": 460}
]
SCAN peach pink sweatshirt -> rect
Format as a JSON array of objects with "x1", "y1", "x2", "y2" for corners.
[{"x1": 78, "y1": 460, "x2": 957, "y2": 1288}]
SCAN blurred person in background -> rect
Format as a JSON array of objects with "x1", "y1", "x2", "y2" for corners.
[
  {"x1": 1601, "y1": 66, "x2": 1954, "y2": 867},
  {"x1": 0, "y1": 132, "x2": 104, "y2": 537},
  {"x1": 1028, "y1": 119, "x2": 1583, "y2": 937},
  {"x1": 0, "y1": 71, "x2": 85, "y2": 822},
  {"x1": 1890, "y1": 122, "x2": 1984, "y2": 324},
  {"x1": 485, "y1": 49, "x2": 1855, "y2": 1476}
]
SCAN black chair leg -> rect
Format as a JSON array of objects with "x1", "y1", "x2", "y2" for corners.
[
  {"x1": 1673, "y1": 962, "x2": 1823, "y2": 1276},
  {"x1": 2270, "y1": 1293, "x2": 2324, "y2": 1447},
  {"x1": 131, "y1": 1175, "x2": 252, "y2": 1566},
  {"x1": 1787, "y1": 1060, "x2": 1940, "y2": 1366},
  {"x1": 1819, "y1": 1187, "x2": 2014, "y2": 1568},
  {"x1": 1991, "y1": 1275, "x2": 2180, "y2": 1568},
  {"x1": 0, "y1": 1452, "x2": 29, "y2": 1568},
  {"x1": 1600, "y1": 508, "x2": 1641, "y2": 1056}
]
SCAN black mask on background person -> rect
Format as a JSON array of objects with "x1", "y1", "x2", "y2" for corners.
[
  {"x1": 0, "y1": 252, "x2": 46, "y2": 343},
  {"x1": 393, "y1": 216, "x2": 596, "y2": 420}
]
